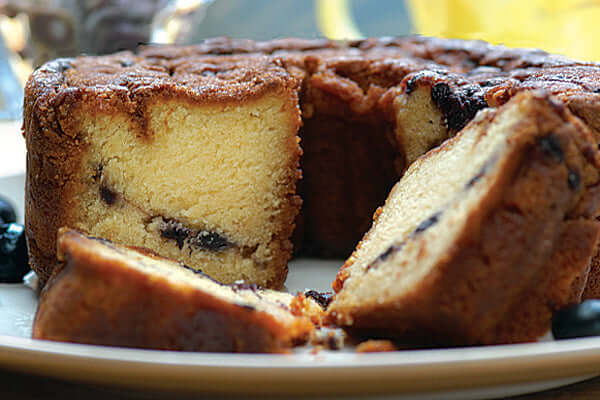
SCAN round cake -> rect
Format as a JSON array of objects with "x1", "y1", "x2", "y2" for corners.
[{"x1": 24, "y1": 36, "x2": 600, "y2": 291}]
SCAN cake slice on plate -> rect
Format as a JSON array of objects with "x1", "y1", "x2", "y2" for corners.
[
  {"x1": 33, "y1": 228, "x2": 322, "y2": 353},
  {"x1": 327, "y1": 91, "x2": 600, "y2": 345}
]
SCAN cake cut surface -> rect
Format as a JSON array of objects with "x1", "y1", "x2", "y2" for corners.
[
  {"x1": 33, "y1": 228, "x2": 322, "y2": 352},
  {"x1": 327, "y1": 92, "x2": 600, "y2": 345}
]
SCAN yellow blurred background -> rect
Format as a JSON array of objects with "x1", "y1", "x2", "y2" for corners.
[
  {"x1": 318, "y1": 0, "x2": 600, "y2": 62},
  {"x1": 406, "y1": 0, "x2": 600, "y2": 61}
]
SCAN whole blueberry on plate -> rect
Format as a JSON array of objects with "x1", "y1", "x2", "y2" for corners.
[
  {"x1": 552, "y1": 300, "x2": 600, "y2": 339},
  {"x1": 0, "y1": 196, "x2": 16, "y2": 225},
  {"x1": 0, "y1": 223, "x2": 30, "y2": 283}
]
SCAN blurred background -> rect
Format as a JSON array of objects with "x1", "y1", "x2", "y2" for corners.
[{"x1": 1, "y1": 0, "x2": 600, "y2": 175}]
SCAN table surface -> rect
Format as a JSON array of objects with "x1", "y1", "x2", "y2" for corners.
[{"x1": 3, "y1": 120, "x2": 600, "y2": 400}]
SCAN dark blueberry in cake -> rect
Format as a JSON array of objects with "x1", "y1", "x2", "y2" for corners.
[
  {"x1": 160, "y1": 219, "x2": 190, "y2": 250},
  {"x1": 304, "y1": 290, "x2": 334, "y2": 309},
  {"x1": 465, "y1": 161, "x2": 491, "y2": 188},
  {"x1": 538, "y1": 135, "x2": 564, "y2": 162},
  {"x1": 0, "y1": 196, "x2": 16, "y2": 224},
  {"x1": 231, "y1": 281, "x2": 259, "y2": 292},
  {"x1": 190, "y1": 231, "x2": 230, "y2": 251},
  {"x1": 404, "y1": 75, "x2": 420, "y2": 95},
  {"x1": 159, "y1": 218, "x2": 232, "y2": 252},
  {"x1": 414, "y1": 211, "x2": 441, "y2": 234},
  {"x1": 552, "y1": 300, "x2": 600, "y2": 339},
  {"x1": 236, "y1": 303, "x2": 256, "y2": 311},
  {"x1": 430, "y1": 82, "x2": 487, "y2": 132},
  {"x1": 368, "y1": 243, "x2": 406, "y2": 271},
  {"x1": 0, "y1": 223, "x2": 30, "y2": 283},
  {"x1": 100, "y1": 185, "x2": 118, "y2": 205},
  {"x1": 376, "y1": 245, "x2": 396, "y2": 263},
  {"x1": 567, "y1": 170, "x2": 580, "y2": 190}
]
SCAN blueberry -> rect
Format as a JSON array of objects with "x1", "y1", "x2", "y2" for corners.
[
  {"x1": 0, "y1": 196, "x2": 16, "y2": 225},
  {"x1": 552, "y1": 300, "x2": 600, "y2": 340},
  {"x1": 0, "y1": 223, "x2": 30, "y2": 283}
]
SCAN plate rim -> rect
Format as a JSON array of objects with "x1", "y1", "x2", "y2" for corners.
[{"x1": 2, "y1": 334, "x2": 600, "y2": 395}]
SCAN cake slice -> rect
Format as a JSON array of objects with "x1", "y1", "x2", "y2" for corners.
[
  {"x1": 33, "y1": 228, "x2": 322, "y2": 352},
  {"x1": 24, "y1": 55, "x2": 301, "y2": 289},
  {"x1": 327, "y1": 92, "x2": 600, "y2": 345}
]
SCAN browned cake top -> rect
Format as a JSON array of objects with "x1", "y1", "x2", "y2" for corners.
[
  {"x1": 138, "y1": 37, "x2": 340, "y2": 59},
  {"x1": 28, "y1": 53, "x2": 299, "y2": 106},
  {"x1": 25, "y1": 36, "x2": 600, "y2": 125},
  {"x1": 138, "y1": 36, "x2": 579, "y2": 70}
]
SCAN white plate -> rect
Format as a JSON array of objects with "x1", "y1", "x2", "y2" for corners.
[{"x1": 1, "y1": 172, "x2": 600, "y2": 400}]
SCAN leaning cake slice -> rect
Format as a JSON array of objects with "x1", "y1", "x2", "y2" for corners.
[
  {"x1": 327, "y1": 91, "x2": 600, "y2": 345},
  {"x1": 33, "y1": 228, "x2": 322, "y2": 353}
]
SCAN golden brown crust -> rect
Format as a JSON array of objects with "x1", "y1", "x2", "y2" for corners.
[
  {"x1": 327, "y1": 93, "x2": 600, "y2": 345},
  {"x1": 33, "y1": 229, "x2": 315, "y2": 352}
]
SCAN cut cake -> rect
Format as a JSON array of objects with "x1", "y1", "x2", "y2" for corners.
[{"x1": 23, "y1": 36, "x2": 600, "y2": 291}]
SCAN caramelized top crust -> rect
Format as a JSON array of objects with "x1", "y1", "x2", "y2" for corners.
[
  {"x1": 138, "y1": 37, "x2": 340, "y2": 59},
  {"x1": 354, "y1": 36, "x2": 580, "y2": 70},
  {"x1": 27, "y1": 53, "x2": 299, "y2": 108},
  {"x1": 25, "y1": 35, "x2": 600, "y2": 129},
  {"x1": 138, "y1": 36, "x2": 579, "y2": 70}
]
